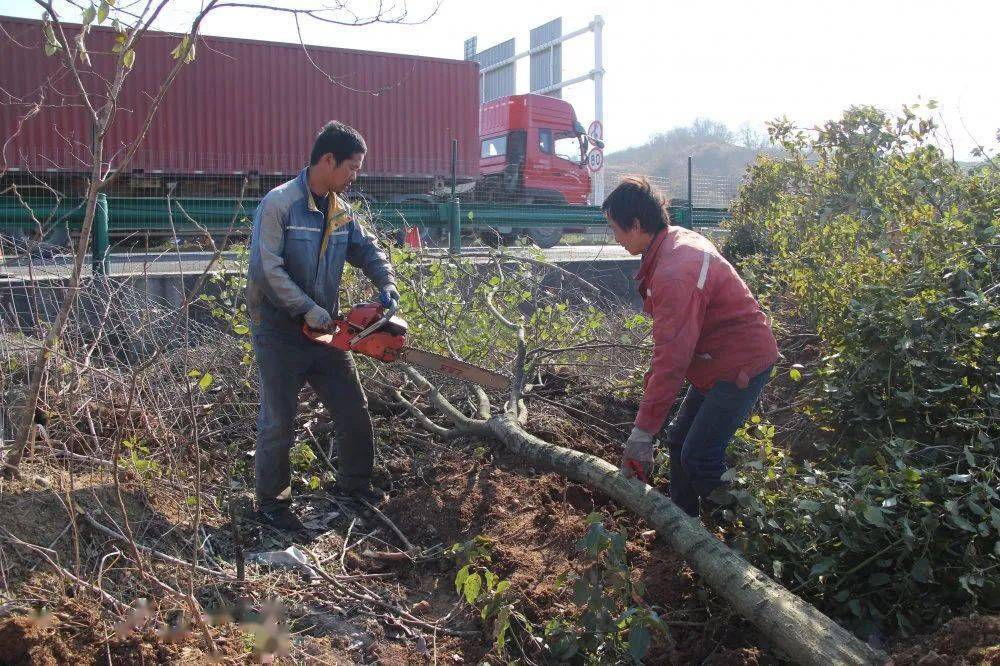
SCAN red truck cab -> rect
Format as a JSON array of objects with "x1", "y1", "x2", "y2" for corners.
[{"x1": 478, "y1": 94, "x2": 591, "y2": 206}]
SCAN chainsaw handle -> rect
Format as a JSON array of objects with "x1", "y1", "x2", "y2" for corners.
[
  {"x1": 349, "y1": 301, "x2": 399, "y2": 347},
  {"x1": 302, "y1": 323, "x2": 336, "y2": 345}
]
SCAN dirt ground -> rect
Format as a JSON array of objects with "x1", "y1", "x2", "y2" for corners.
[
  {"x1": 886, "y1": 616, "x2": 1000, "y2": 666},
  {"x1": 0, "y1": 381, "x2": 996, "y2": 664}
]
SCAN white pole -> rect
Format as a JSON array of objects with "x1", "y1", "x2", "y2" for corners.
[{"x1": 593, "y1": 14, "x2": 605, "y2": 204}]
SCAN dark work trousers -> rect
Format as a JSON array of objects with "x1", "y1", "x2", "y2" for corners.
[
  {"x1": 252, "y1": 331, "x2": 374, "y2": 512},
  {"x1": 662, "y1": 366, "x2": 772, "y2": 517}
]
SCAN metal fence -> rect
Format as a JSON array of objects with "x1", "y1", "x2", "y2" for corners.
[
  {"x1": 602, "y1": 164, "x2": 743, "y2": 209},
  {"x1": 1, "y1": 147, "x2": 739, "y2": 260}
]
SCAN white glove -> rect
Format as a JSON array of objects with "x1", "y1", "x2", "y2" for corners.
[
  {"x1": 305, "y1": 305, "x2": 333, "y2": 331},
  {"x1": 621, "y1": 426, "x2": 655, "y2": 481}
]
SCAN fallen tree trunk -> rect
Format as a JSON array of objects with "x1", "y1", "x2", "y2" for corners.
[
  {"x1": 391, "y1": 252, "x2": 880, "y2": 665},
  {"x1": 485, "y1": 414, "x2": 881, "y2": 666}
]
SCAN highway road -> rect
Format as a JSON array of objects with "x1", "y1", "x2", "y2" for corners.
[{"x1": 0, "y1": 245, "x2": 638, "y2": 282}]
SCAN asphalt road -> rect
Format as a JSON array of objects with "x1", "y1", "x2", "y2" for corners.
[{"x1": 0, "y1": 245, "x2": 638, "y2": 281}]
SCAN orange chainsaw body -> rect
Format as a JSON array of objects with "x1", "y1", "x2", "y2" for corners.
[
  {"x1": 304, "y1": 303, "x2": 510, "y2": 391},
  {"x1": 303, "y1": 303, "x2": 408, "y2": 362}
]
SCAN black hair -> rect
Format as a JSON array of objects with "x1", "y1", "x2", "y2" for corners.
[
  {"x1": 310, "y1": 121, "x2": 367, "y2": 165},
  {"x1": 601, "y1": 176, "x2": 670, "y2": 234}
]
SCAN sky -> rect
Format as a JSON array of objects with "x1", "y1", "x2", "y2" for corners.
[{"x1": 3, "y1": 0, "x2": 998, "y2": 159}]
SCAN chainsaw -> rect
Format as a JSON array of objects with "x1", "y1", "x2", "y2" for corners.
[{"x1": 302, "y1": 302, "x2": 509, "y2": 391}]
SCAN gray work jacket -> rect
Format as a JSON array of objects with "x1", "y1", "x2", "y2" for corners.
[{"x1": 247, "y1": 167, "x2": 395, "y2": 337}]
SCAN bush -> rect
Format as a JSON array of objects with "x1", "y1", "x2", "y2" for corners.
[{"x1": 719, "y1": 104, "x2": 999, "y2": 637}]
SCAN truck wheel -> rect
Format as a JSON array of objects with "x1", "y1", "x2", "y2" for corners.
[
  {"x1": 526, "y1": 227, "x2": 563, "y2": 248},
  {"x1": 479, "y1": 229, "x2": 517, "y2": 247}
]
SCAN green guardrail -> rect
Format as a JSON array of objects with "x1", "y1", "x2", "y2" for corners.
[{"x1": 0, "y1": 197, "x2": 731, "y2": 250}]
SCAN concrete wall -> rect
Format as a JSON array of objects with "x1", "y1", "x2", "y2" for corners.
[{"x1": 1, "y1": 254, "x2": 642, "y2": 332}]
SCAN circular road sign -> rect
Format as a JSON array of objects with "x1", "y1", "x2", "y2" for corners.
[
  {"x1": 587, "y1": 148, "x2": 604, "y2": 173},
  {"x1": 587, "y1": 120, "x2": 603, "y2": 142}
]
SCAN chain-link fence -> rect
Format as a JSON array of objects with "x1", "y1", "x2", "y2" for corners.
[
  {"x1": 602, "y1": 165, "x2": 742, "y2": 209},
  {"x1": 1, "y1": 132, "x2": 744, "y2": 265}
]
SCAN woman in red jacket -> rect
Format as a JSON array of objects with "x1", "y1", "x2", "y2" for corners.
[{"x1": 603, "y1": 177, "x2": 778, "y2": 518}]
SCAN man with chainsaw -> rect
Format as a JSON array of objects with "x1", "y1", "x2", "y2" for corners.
[
  {"x1": 247, "y1": 121, "x2": 398, "y2": 532},
  {"x1": 603, "y1": 177, "x2": 778, "y2": 518}
]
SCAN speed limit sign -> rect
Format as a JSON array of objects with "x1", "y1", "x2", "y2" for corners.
[{"x1": 587, "y1": 148, "x2": 604, "y2": 173}]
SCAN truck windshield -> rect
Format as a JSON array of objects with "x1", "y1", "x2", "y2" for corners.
[
  {"x1": 554, "y1": 131, "x2": 584, "y2": 164},
  {"x1": 481, "y1": 136, "x2": 507, "y2": 158}
]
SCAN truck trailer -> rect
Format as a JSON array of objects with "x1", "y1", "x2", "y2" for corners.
[{"x1": 0, "y1": 15, "x2": 599, "y2": 247}]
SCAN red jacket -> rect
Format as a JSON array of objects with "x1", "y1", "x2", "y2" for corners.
[{"x1": 634, "y1": 226, "x2": 778, "y2": 433}]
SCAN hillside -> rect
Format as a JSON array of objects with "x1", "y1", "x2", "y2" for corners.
[{"x1": 604, "y1": 119, "x2": 775, "y2": 206}]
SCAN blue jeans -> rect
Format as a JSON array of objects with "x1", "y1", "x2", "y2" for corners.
[
  {"x1": 662, "y1": 366, "x2": 772, "y2": 517},
  {"x1": 253, "y1": 330, "x2": 374, "y2": 512}
]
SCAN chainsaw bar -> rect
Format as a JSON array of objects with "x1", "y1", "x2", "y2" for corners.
[{"x1": 399, "y1": 347, "x2": 509, "y2": 391}]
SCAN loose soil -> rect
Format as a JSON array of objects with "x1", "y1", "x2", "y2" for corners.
[{"x1": 1, "y1": 381, "x2": 995, "y2": 664}]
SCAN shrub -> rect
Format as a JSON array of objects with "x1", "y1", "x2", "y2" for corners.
[{"x1": 718, "y1": 104, "x2": 999, "y2": 636}]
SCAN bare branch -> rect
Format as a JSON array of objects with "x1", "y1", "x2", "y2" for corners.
[
  {"x1": 401, "y1": 365, "x2": 486, "y2": 433},
  {"x1": 391, "y1": 388, "x2": 452, "y2": 438}
]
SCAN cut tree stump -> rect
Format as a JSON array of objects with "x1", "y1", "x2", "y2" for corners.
[{"x1": 486, "y1": 414, "x2": 882, "y2": 666}]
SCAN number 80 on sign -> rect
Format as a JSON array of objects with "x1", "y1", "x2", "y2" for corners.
[{"x1": 587, "y1": 148, "x2": 604, "y2": 173}]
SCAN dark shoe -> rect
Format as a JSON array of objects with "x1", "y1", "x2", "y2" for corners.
[
  {"x1": 326, "y1": 482, "x2": 387, "y2": 507},
  {"x1": 256, "y1": 504, "x2": 307, "y2": 533}
]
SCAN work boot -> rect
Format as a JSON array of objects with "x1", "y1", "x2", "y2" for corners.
[
  {"x1": 326, "y1": 482, "x2": 388, "y2": 507},
  {"x1": 256, "y1": 503, "x2": 307, "y2": 533}
]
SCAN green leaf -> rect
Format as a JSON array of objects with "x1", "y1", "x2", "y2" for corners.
[
  {"x1": 43, "y1": 21, "x2": 58, "y2": 46},
  {"x1": 798, "y1": 500, "x2": 823, "y2": 512},
  {"x1": 790, "y1": 367, "x2": 802, "y2": 382},
  {"x1": 494, "y1": 607, "x2": 511, "y2": 651},
  {"x1": 123, "y1": 48, "x2": 135, "y2": 69},
  {"x1": 97, "y1": 0, "x2": 110, "y2": 23},
  {"x1": 910, "y1": 558, "x2": 932, "y2": 583},
  {"x1": 77, "y1": 41, "x2": 90, "y2": 66},
  {"x1": 810, "y1": 558, "x2": 835, "y2": 577},
  {"x1": 454, "y1": 565, "x2": 470, "y2": 593},
  {"x1": 463, "y1": 572, "x2": 482, "y2": 604},
  {"x1": 950, "y1": 515, "x2": 978, "y2": 533},
  {"x1": 233, "y1": 324, "x2": 249, "y2": 335},
  {"x1": 628, "y1": 623, "x2": 651, "y2": 663},
  {"x1": 170, "y1": 35, "x2": 196, "y2": 63},
  {"x1": 869, "y1": 572, "x2": 891, "y2": 587},
  {"x1": 863, "y1": 505, "x2": 886, "y2": 527},
  {"x1": 82, "y1": 5, "x2": 96, "y2": 25},
  {"x1": 198, "y1": 372, "x2": 214, "y2": 391}
]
